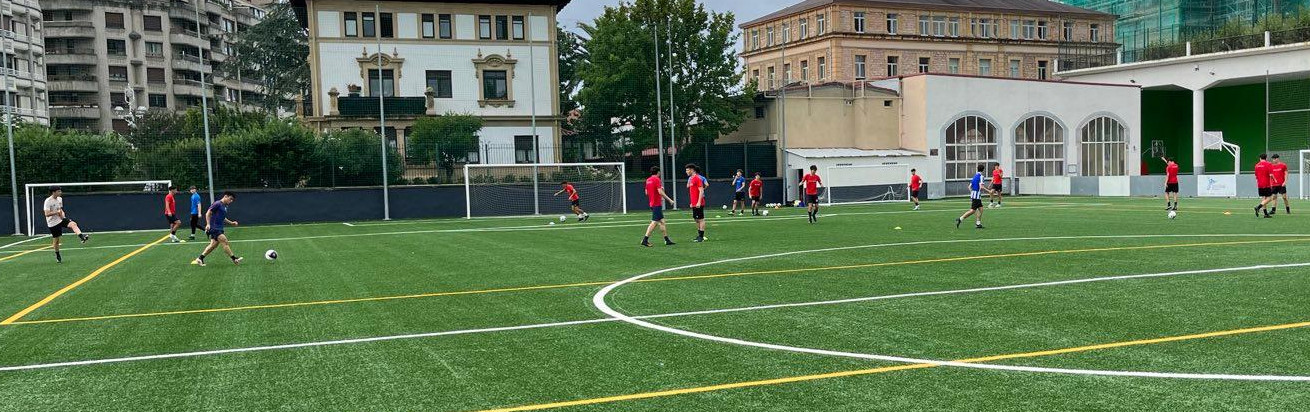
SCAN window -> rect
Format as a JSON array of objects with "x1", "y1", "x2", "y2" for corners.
[
  {"x1": 483, "y1": 70, "x2": 507, "y2": 100},
  {"x1": 145, "y1": 42, "x2": 164, "y2": 58},
  {"x1": 781, "y1": 23, "x2": 790, "y2": 43},
  {"x1": 362, "y1": 12, "x2": 375, "y2": 37},
  {"x1": 918, "y1": 57, "x2": 930, "y2": 73},
  {"x1": 750, "y1": 30, "x2": 759, "y2": 50},
  {"x1": 1015, "y1": 115, "x2": 1065, "y2": 177},
  {"x1": 368, "y1": 69, "x2": 395, "y2": 97},
  {"x1": 108, "y1": 66, "x2": 128, "y2": 82},
  {"x1": 971, "y1": 18, "x2": 993, "y2": 38},
  {"x1": 919, "y1": 16, "x2": 930, "y2": 35},
  {"x1": 854, "y1": 55, "x2": 866, "y2": 79},
  {"x1": 105, "y1": 12, "x2": 124, "y2": 29},
  {"x1": 932, "y1": 16, "x2": 946, "y2": 36},
  {"x1": 853, "y1": 12, "x2": 865, "y2": 33},
  {"x1": 766, "y1": 66, "x2": 775, "y2": 89},
  {"x1": 945, "y1": 115, "x2": 998, "y2": 180},
  {"x1": 751, "y1": 69, "x2": 759, "y2": 85},
  {"x1": 223, "y1": 19, "x2": 236, "y2": 33},
  {"x1": 800, "y1": 60, "x2": 808, "y2": 82},
  {"x1": 344, "y1": 12, "x2": 358, "y2": 37},
  {"x1": 755, "y1": 106, "x2": 766, "y2": 119},
  {"x1": 426, "y1": 70, "x2": 452, "y2": 98},
  {"x1": 783, "y1": 63, "x2": 791, "y2": 83},
  {"x1": 978, "y1": 58, "x2": 991, "y2": 76},
  {"x1": 1037, "y1": 60, "x2": 1049, "y2": 79},
  {"x1": 110, "y1": 92, "x2": 127, "y2": 107},
  {"x1": 478, "y1": 15, "x2": 491, "y2": 39},
  {"x1": 886, "y1": 13, "x2": 898, "y2": 34},
  {"x1": 495, "y1": 16, "x2": 508, "y2": 40},
  {"x1": 1090, "y1": 24, "x2": 1100, "y2": 42},
  {"x1": 766, "y1": 26, "x2": 774, "y2": 46},
  {"x1": 1037, "y1": 21, "x2": 1048, "y2": 40},
  {"x1": 886, "y1": 56, "x2": 898, "y2": 77},
  {"x1": 948, "y1": 58, "x2": 960, "y2": 74},
  {"x1": 512, "y1": 16, "x2": 525, "y2": 40},
  {"x1": 1023, "y1": 20, "x2": 1036, "y2": 39},
  {"x1": 422, "y1": 14, "x2": 435, "y2": 38},
  {"x1": 147, "y1": 68, "x2": 165, "y2": 84},
  {"x1": 816, "y1": 13, "x2": 826, "y2": 34},
  {"x1": 380, "y1": 13, "x2": 394, "y2": 38},
  {"x1": 817, "y1": 56, "x2": 826, "y2": 80},
  {"x1": 148, "y1": 93, "x2": 167, "y2": 108},
  {"x1": 1081, "y1": 117, "x2": 1126, "y2": 176},
  {"x1": 1063, "y1": 22, "x2": 1073, "y2": 40},
  {"x1": 949, "y1": 18, "x2": 960, "y2": 37},
  {"x1": 799, "y1": 18, "x2": 808, "y2": 38},
  {"x1": 1009, "y1": 59, "x2": 1021, "y2": 77},
  {"x1": 1010, "y1": 20, "x2": 1020, "y2": 39},
  {"x1": 439, "y1": 14, "x2": 452, "y2": 39},
  {"x1": 514, "y1": 135, "x2": 538, "y2": 164},
  {"x1": 107, "y1": 39, "x2": 126, "y2": 56}
]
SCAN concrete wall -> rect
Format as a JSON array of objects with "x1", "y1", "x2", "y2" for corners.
[{"x1": 1017, "y1": 173, "x2": 1303, "y2": 198}]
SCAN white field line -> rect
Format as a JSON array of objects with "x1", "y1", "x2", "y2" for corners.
[
  {"x1": 2, "y1": 236, "x2": 1307, "y2": 373},
  {"x1": 0, "y1": 235, "x2": 48, "y2": 250},
  {"x1": 341, "y1": 222, "x2": 355, "y2": 227}
]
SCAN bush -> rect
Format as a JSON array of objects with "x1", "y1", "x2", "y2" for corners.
[
  {"x1": 0, "y1": 126, "x2": 132, "y2": 192},
  {"x1": 309, "y1": 128, "x2": 403, "y2": 187}
]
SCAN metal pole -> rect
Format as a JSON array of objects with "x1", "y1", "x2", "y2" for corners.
[
  {"x1": 3, "y1": 36, "x2": 18, "y2": 235},
  {"x1": 1265, "y1": 70, "x2": 1270, "y2": 154},
  {"x1": 652, "y1": 23, "x2": 665, "y2": 191},
  {"x1": 532, "y1": 165, "x2": 540, "y2": 215},
  {"x1": 667, "y1": 19, "x2": 678, "y2": 209},
  {"x1": 195, "y1": 0, "x2": 216, "y2": 203},
  {"x1": 779, "y1": 31, "x2": 789, "y2": 202},
  {"x1": 376, "y1": 4, "x2": 391, "y2": 220},
  {"x1": 529, "y1": 12, "x2": 539, "y2": 163}
]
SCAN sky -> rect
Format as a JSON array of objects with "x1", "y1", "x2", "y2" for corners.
[{"x1": 556, "y1": 0, "x2": 799, "y2": 33}]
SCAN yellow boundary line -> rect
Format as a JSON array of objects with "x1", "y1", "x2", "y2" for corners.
[
  {"x1": 475, "y1": 319, "x2": 1310, "y2": 412},
  {"x1": 1, "y1": 235, "x2": 168, "y2": 325},
  {"x1": 0, "y1": 245, "x2": 52, "y2": 263},
  {"x1": 7, "y1": 237, "x2": 1308, "y2": 326}
]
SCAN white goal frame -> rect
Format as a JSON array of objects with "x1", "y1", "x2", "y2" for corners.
[
  {"x1": 24, "y1": 180, "x2": 172, "y2": 236},
  {"x1": 1300, "y1": 150, "x2": 1310, "y2": 200},
  {"x1": 1202, "y1": 131, "x2": 1241, "y2": 177},
  {"x1": 463, "y1": 162, "x2": 626, "y2": 219},
  {"x1": 823, "y1": 164, "x2": 912, "y2": 206}
]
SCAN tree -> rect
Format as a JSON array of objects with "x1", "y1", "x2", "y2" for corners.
[
  {"x1": 408, "y1": 114, "x2": 484, "y2": 182},
  {"x1": 226, "y1": 2, "x2": 309, "y2": 114},
  {"x1": 311, "y1": 128, "x2": 404, "y2": 187},
  {"x1": 558, "y1": 25, "x2": 587, "y2": 117}
]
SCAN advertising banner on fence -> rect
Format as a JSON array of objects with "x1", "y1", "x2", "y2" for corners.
[{"x1": 1197, "y1": 174, "x2": 1237, "y2": 197}]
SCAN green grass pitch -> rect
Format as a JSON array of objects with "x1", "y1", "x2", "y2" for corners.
[{"x1": 1, "y1": 196, "x2": 1309, "y2": 411}]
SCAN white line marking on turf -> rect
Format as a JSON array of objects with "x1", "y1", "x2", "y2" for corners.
[
  {"x1": 341, "y1": 222, "x2": 355, "y2": 227},
  {"x1": 3, "y1": 234, "x2": 1308, "y2": 373},
  {"x1": 0, "y1": 235, "x2": 48, "y2": 250}
]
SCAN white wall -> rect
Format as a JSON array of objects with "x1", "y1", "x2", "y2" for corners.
[
  {"x1": 782, "y1": 153, "x2": 934, "y2": 201},
  {"x1": 316, "y1": 11, "x2": 341, "y2": 38},
  {"x1": 480, "y1": 126, "x2": 558, "y2": 165}
]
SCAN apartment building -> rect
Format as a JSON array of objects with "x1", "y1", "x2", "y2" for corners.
[{"x1": 2, "y1": 0, "x2": 47, "y2": 125}]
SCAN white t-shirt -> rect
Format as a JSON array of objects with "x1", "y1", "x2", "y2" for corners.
[{"x1": 44, "y1": 196, "x2": 63, "y2": 227}]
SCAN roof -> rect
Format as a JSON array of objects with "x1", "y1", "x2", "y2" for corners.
[
  {"x1": 742, "y1": 0, "x2": 1112, "y2": 28},
  {"x1": 785, "y1": 148, "x2": 925, "y2": 158},
  {"x1": 290, "y1": 0, "x2": 572, "y2": 27},
  {"x1": 900, "y1": 72, "x2": 1141, "y2": 89}
]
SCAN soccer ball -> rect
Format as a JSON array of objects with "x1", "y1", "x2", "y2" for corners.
[
  {"x1": 722, "y1": 205, "x2": 728, "y2": 210},
  {"x1": 559, "y1": 215, "x2": 567, "y2": 222},
  {"x1": 1168, "y1": 210, "x2": 1177, "y2": 220},
  {"x1": 264, "y1": 250, "x2": 278, "y2": 261},
  {"x1": 762, "y1": 210, "x2": 769, "y2": 216},
  {"x1": 793, "y1": 200, "x2": 801, "y2": 207}
]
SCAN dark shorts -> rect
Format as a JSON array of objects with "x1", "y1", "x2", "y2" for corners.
[
  {"x1": 971, "y1": 198, "x2": 984, "y2": 210},
  {"x1": 1165, "y1": 183, "x2": 1180, "y2": 193},
  {"x1": 1259, "y1": 187, "x2": 1273, "y2": 198},
  {"x1": 750, "y1": 195, "x2": 761, "y2": 202},
  {"x1": 911, "y1": 189, "x2": 921, "y2": 199},
  {"x1": 992, "y1": 183, "x2": 1003, "y2": 192},
  {"x1": 570, "y1": 199, "x2": 580, "y2": 207},
  {"x1": 47, "y1": 218, "x2": 71, "y2": 238},
  {"x1": 650, "y1": 206, "x2": 664, "y2": 222},
  {"x1": 691, "y1": 207, "x2": 706, "y2": 220},
  {"x1": 206, "y1": 228, "x2": 226, "y2": 241},
  {"x1": 1273, "y1": 186, "x2": 1287, "y2": 195},
  {"x1": 805, "y1": 194, "x2": 819, "y2": 204},
  {"x1": 191, "y1": 215, "x2": 202, "y2": 228},
  {"x1": 166, "y1": 214, "x2": 180, "y2": 224},
  {"x1": 735, "y1": 192, "x2": 746, "y2": 201}
]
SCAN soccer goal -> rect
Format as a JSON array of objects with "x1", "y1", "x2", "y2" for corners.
[
  {"x1": 1198, "y1": 131, "x2": 1239, "y2": 198},
  {"x1": 24, "y1": 180, "x2": 173, "y2": 236},
  {"x1": 823, "y1": 164, "x2": 911, "y2": 205},
  {"x1": 464, "y1": 163, "x2": 626, "y2": 218},
  {"x1": 1300, "y1": 150, "x2": 1310, "y2": 200}
]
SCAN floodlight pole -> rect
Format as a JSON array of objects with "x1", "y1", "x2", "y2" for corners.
[
  {"x1": 376, "y1": 3, "x2": 391, "y2": 220},
  {"x1": 666, "y1": 18, "x2": 678, "y2": 209},
  {"x1": 194, "y1": 0, "x2": 216, "y2": 204},
  {"x1": 653, "y1": 23, "x2": 665, "y2": 192},
  {"x1": 3, "y1": 34, "x2": 18, "y2": 235}
]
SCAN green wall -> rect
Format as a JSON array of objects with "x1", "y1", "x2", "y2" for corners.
[
  {"x1": 1204, "y1": 83, "x2": 1271, "y2": 173},
  {"x1": 1141, "y1": 89, "x2": 1192, "y2": 175}
]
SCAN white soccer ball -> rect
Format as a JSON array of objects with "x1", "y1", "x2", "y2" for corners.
[
  {"x1": 264, "y1": 250, "x2": 278, "y2": 260},
  {"x1": 762, "y1": 210, "x2": 769, "y2": 216},
  {"x1": 559, "y1": 215, "x2": 567, "y2": 222},
  {"x1": 793, "y1": 200, "x2": 801, "y2": 207},
  {"x1": 1168, "y1": 210, "x2": 1177, "y2": 220}
]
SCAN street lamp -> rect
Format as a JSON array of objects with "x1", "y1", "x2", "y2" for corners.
[{"x1": 112, "y1": 86, "x2": 148, "y2": 129}]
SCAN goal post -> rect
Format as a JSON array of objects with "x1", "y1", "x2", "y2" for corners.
[
  {"x1": 464, "y1": 163, "x2": 626, "y2": 219},
  {"x1": 823, "y1": 164, "x2": 911, "y2": 206},
  {"x1": 1197, "y1": 132, "x2": 1240, "y2": 198},
  {"x1": 24, "y1": 180, "x2": 172, "y2": 236},
  {"x1": 1300, "y1": 150, "x2": 1310, "y2": 200}
]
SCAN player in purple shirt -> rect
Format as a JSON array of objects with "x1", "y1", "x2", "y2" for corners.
[{"x1": 192, "y1": 192, "x2": 242, "y2": 267}]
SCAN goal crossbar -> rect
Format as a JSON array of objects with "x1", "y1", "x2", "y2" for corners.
[
  {"x1": 24, "y1": 180, "x2": 172, "y2": 236},
  {"x1": 823, "y1": 164, "x2": 911, "y2": 205},
  {"x1": 463, "y1": 163, "x2": 626, "y2": 219}
]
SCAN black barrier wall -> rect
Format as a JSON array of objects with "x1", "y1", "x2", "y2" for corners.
[{"x1": 1, "y1": 196, "x2": 13, "y2": 235}]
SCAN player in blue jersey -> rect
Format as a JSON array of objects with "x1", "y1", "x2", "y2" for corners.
[
  {"x1": 188, "y1": 186, "x2": 204, "y2": 241},
  {"x1": 192, "y1": 192, "x2": 242, "y2": 266},
  {"x1": 955, "y1": 164, "x2": 986, "y2": 229},
  {"x1": 730, "y1": 169, "x2": 747, "y2": 216}
]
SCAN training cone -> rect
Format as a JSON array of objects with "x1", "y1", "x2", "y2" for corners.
[
  {"x1": 1223, "y1": 211, "x2": 1232, "y2": 215},
  {"x1": 894, "y1": 227, "x2": 902, "y2": 230}
]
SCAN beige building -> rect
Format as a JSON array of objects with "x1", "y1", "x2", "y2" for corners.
[
  {"x1": 740, "y1": 0, "x2": 1117, "y2": 89},
  {"x1": 3, "y1": 0, "x2": 48, "y2": 125},
  {"x1": 721, "y1": 82, "x2": 902, "y2": 151},
  {"x1": 42, "y1": 0, "x2": 269, "y2": 133}
]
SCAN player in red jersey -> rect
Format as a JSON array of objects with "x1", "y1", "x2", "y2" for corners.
[
  {"x1": 686, "y1": 164, "x2": 708, "y2": 242},
  {"x1": 164, "y1": 186, "x2": 183, "y2": 243},
  {"x1": 1254, "y1": 153, "x2": 1275, "y2": 218},
  {"x1": 1162, "y1": 156, "x2": 1180, "y2": 211},
  {"x1": 800, "y1": 165, "x2": 823, "y2": 223},
  {"x1": 909, "y1": 168, "x2": 923, "y2": 210},
  {"x1": 1269, "y1": 154, "x2": 1291, "y2": 215},
  {"x1": 748, "y1": 172, "x2": 764, "y2": 216},
  {"x1": 641, "y1": 167, "x2": 676, "y2": 247},
  {"x1": 553, "y1": 181, "x2": 590, "y2": 222},
  {"x1": 988, "y1": 164, "x2": 1004, "y2": 208}
]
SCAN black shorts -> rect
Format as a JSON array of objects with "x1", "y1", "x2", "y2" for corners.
[
  {"x1": 992, "y1": 183, "x2": 1003, "y2": 192},
  {"x1": 750, "y1": 195, "x2": 761, "y2": 202},
  {"x1": 570, "y1": 199, "x2": 580, "y2": 207},
  {"x1": 191, "y1": 215, "x2": 202, "y2": 228},
  {"x1": 971, "y1": 198, "x2": 984, "y2": 210},
  {"x1": 47, "y1": 218, "x2": 71, "y2": 238},
  {"x1": 166, "y1": 214, "x2": 180, "y2": 224},
  {"x1": 911, "y1": 189, "x2": 921, "y2": 199},
  {"x1": 1259, "y1": 187, "x2": 1273, "y2": 198},
  {"x1": 1165, "y1": 183, "x2": 1179, "y2": 193},
  {"x1": 805, "y1": 194, "x2": 819, "y2": 204},
  {"x1": 734, "y1": 192, "x2": 746, "y2": 201},
  {"x1": 650, "y1": 206, "x2": 664, "y2": 222},
  {"x1": 206, "y1": 228, "x2": 226, "y2": 240},
  {"x1": 691, "y1": 207, "x2": 705, "y2": 220},
  {"x1": 1273, "y1": 186, "x2": 1287, "y2": 195}
]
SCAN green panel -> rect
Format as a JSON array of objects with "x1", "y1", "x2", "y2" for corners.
[
  {"x1": 1203, "y1": 83, "x2": 1268, "y2": 173},
  {"x1": 1141, "y1": 89, "x2": 1192, "y2": 175}
]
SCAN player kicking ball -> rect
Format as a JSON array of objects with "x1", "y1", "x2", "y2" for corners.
[
  {"x1": 1162, "y1": 156, "x2": 1180, "y2": 210},
  {"x1": 909, "y1": 168, "x2": 923, "y2": 210},
  {"x1": 43, "y1": 187, "x2": 90, "y2": 263},
  {"x1": 641, "y1": 167, "x2": 677, "y2": 247},
  {"x1": 800, "y1": 165, "x2": 823, "y2": 223},
  {"x1": 553, "y1": 181, "x2": 589, "y2": 222},
  {"x1": 956, "y1": 165, "x2": 986, "y2": 229},
  {"x1": 193, "y1": 192, "x2": 243, "y2": 266}
]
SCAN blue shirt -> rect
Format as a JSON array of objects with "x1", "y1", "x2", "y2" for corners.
[
  {"x1": 190, "y1": 193, "x2": 203, "y2": 216},
  {"x1": 969, "y1": 173, "x2": 983, "y2": 199},
  {"x1": 208, "y1": 201, "x2": 228, "y2": 230},
  {"x1": 733, "y1": 176, "x2": 746, "y2": 192}
]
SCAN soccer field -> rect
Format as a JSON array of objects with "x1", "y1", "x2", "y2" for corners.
[{"x1": 1, "y1": 196, "x2": 1309, "y2": 411}]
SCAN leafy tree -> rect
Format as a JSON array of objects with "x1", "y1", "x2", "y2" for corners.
[
  {"x1": 213, "y1": 120, "x2": 317, "y2": 188},
  {"x1": 558, "y1": 25, "x2": 587, "y2": 117},
  {"x1": 0, "y1": 126, "x2": 131, "y2": 192},
  {"x1": 408, "y1": 114, "x2": 484, "y2": 182},
  {"x1": 225, "y1": 2, "x2": 309, "y2": 113},
  {"x1": 310, "y1": 128, "x2": 403, "y2": 187}
]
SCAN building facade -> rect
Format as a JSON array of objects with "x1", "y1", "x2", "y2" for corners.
[
  {"x1": 41, "y1": 0, "x2": 269, "y2": 133},
  {"x1": 2, "y1": 0, "x2": 47, "y2": 125},
  {"x1": 293, "y1": 0, "x2": 567, "y2": 166},
  {"x1": 740, "y1": 0, "x2": 1118, "y2": 89},
  {"x1": 1061, "y1": 0, "x2": 1310, "y2": 60}
]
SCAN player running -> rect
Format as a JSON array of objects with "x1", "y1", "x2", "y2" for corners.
[
  {"x1": 1162, "y1": 156, "x2": 1180, "y2": 211},
  {"x1": 686, "y1": 164, "x2": 708, "y2": 242},
  {"x1": 956, "y1": 165, "x2": 986, "y2": 229},
  {"x1": 988, "y1": 164, "x2": 1004, "y2": 208},
  {"x1": 730, "y1": 170, "x2": 747, "y2": 216},
  {"x1": 749, "y1": 172, "x2": 764, "y2": 216},
  {"x1": 641, "y1": 167, "x2": 676, "y2": 247},
  {"x1": 188, "y1": 186, "x2": 203, "y2": 240},
  {"x1": 192, "y1": 192, "x2": 243, "y2": 266},
  {"x1": 909, "y1": 168, "x2": 923, "y2": 210},
  {"x1": 164, "y1": 186, "x2": 183, "y2": 243},
  {"x1": 553, "y1": 181, "x2": 589, "y2": 222},
  {"x1": 43, "y1": 187, "x2": 90, "y2": 263},
  {"x1": 801, "y1": 165, "x2": 823, "y2": 223},
  {"x1": 1270, "y1": 154, "x2": 1291, "y2": 215},
  {"x1": 1254, "y1": 154, "x2": 1275, "y2": 218}
]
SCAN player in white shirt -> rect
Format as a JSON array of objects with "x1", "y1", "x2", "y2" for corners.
[{"x1": 43, "y1": 187, "x2": 90, "y2": 263}]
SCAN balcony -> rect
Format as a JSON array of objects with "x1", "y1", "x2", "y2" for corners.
[
  {"x1": 333, "y1": 94, "x2": 431, "y2": 118},
  {"x1": 172, "y1": 77, "x2": 208, "y2": 97},
  {"x1": 172, "y1": 53, "x2": 211, "y2": 73},
  {"x1": 50, "y1": 104, "x2": 102, "y2": 119},
  {"x1": 47, "y1": 73, "x2": 99, "y2": 91},
  {"x1": 169, "y1": 27, "x2": 208, "y2": 48},
  {"x1": 45, "y1": 48, "x2": 97, "y2": 65},
  {"x1": 44, "y1": 21, "x2": 97, "y2": 38}
]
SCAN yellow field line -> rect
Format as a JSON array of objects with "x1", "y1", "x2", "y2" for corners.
[
  {"x1": 0, "y1": 245, "x2": 52, "y2": 263},
  {"x1": 7, "y1": 237, "x2": 1306, "y2": 326},
  {"x1": 0, "y1": 235, "x2": 169, "y2": 325},
  {"x1": 475, "y1": 319, "x2": 1310, "y2": 412}
]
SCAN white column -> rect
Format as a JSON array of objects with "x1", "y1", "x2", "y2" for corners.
[{"x1": 1192, "y1": 88, "x2": 1206, "y2": 175}]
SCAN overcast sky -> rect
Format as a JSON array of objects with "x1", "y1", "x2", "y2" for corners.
[{"x1": 557, "y1": 0, "x2": 799, "y2": 33}]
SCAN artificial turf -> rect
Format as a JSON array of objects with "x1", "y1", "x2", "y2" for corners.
[{"x1": 0, "y1": 196, "x2": 1308, "y2": 411}]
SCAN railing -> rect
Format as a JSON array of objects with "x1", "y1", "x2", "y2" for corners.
[
  {"x1": 1120, "y1": 28, "x2": 1310, "y2": 65},
  {"x1": 107, "y1": 75, "x2": 129, "y2": 83},
  {"x1": 336, "y1": 96, "x2": 428, "y2": 117},
  {"x1": 145, "y1": 51, "x2": 166, "y2": 59},
  {"x1": 48, "y1": 74, "x2": 97, "y2": 82},
  {"x1": 175, "y1": 53, "x2": 205, "y2": 64},
  {"x1": 46, "y1": 48, "x2": 96, "y2": 56},
  {"x1": 171, "y1": 27, "x2": 205, "y2": 38},
  {"x1": 173, "y1": 77, "x2": 205, "y2": 87},
  {"x1": 50, "y1": 101, "x2": 99, "y2": 108}
]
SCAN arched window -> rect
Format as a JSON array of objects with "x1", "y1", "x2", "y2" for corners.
[
  {"x1": 1080, "y1": 116, "x2": 1126, "y2": 176},
  {"x1": 944, "y1": 115, "x2": 997, "y2": 180},
  {"x1": 1014, "y1": 115, "x2": 1065, "y2": 177}
]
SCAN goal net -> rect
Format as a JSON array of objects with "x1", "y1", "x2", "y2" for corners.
[
  {"x1": 24, "y1": 180, "x2": 173, "y2": 236},
  {"x1": 464, "y1": 163, "x2": 626, "y2": 218},
  {"x1": 823, "y1": 164, "x2": 911, "y2": 205},
  {"x1": 1301, "y1": 150, "x2": 1310, "y2": 200}
]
